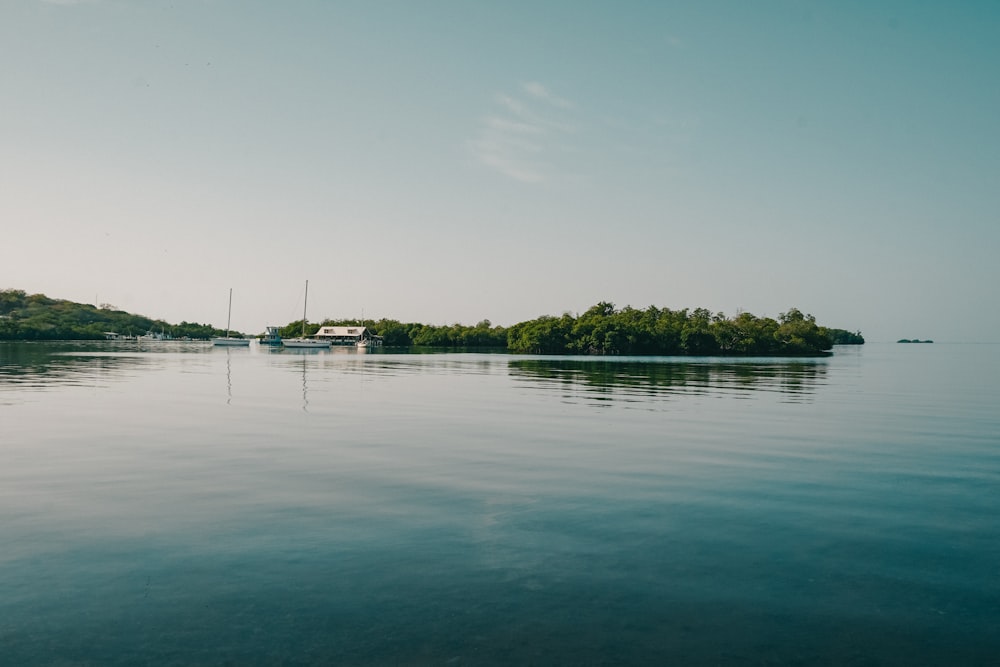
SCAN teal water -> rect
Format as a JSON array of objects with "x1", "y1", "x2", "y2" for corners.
[{"x1": 1, "y1": 342, "x2": 998, "y2": 665}]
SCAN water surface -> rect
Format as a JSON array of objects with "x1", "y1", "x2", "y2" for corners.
[{"x1": 1, "y1": 342, "x2": 998, "y2": 665}]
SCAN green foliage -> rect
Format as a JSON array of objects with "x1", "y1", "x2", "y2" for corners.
[
  {"x1": 506, "y1": 314, "x2": 574, "y2": 354},
  {"x1": 371, "y1": 319, "x2": 412, "y2": 346},
  {"x1": 281, "y1": 320, "x2": 324, "y2": 338},
  {"x1": 0, "y1": 289, "x2": 229, "y2": 340},
  {"x1": 310, "y1": 317, "x2": 506, "y2": 348},
  {"x1": 508, "y1": 303, "x2": 835, "y2": 356},
  {"x1": 0, "y1": 289, "x2": 28, "y2": 314},
  {"x1": 300, "y1": 316, "x2": 507, "y2": 349},
  {"x1": 1, "y1": 289, "x2": 849, "y2": 356},
  {"x1": 773, "y1": 308, "x2": 833, "y2": 354},
  {"x1": 406, "y1": 320, "x2": 508, "y2": 348},
  {"x1": 823, "y1": 328, "x2": 865, "y2": 344}
]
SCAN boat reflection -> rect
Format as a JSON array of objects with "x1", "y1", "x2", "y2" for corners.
[
  {"x1": 301, "y1": 356, "x2": 309, "y2": 412},
  {"x1": 225, "y1": 348, "x2": 233, "y2": 405}
]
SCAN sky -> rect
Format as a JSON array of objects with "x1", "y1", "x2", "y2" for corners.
[{"x1": 3, "y1": 0, "x2": 998, "y2": 342}]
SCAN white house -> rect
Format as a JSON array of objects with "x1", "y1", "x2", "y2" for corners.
[{"x1": 313, "y1": 326, "x2": 381, "y2": 346}]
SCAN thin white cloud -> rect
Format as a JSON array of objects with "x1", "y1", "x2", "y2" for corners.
[
  {"x1": 523, "y1": 81, "x2": 574, "y2": 109},
  {"x1": 470, "y1": 83, "x2": 578, "y2": 184},
  {"x1": 496, "y1": 94, "x2": 529, "y2": 117},
  {"x1": 484, "y1": 116, "x2": 544, "y2": 136},
  {"x1": 474, "y1": 149, "x2": 546, "y2": 184}
]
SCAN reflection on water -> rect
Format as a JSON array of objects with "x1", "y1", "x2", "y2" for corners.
[
  {"x1": 301, "y1": 356, "x2": 309, "y2": 411},
  {"x1": 509, "y1": 357, "x2": 828, "y2": 404},
  {"x1": 0, "y1": 342, "x2": 167, "y2": 396},
  {"x1": 0, "y1": 343, "x2": 834, "y2": 410},
  {"x1": 225, "y1": 349, "x2": 233, "y2": 405},
  {"x1": 2, "y1": 342, "x2": 998, "y2": 665}
]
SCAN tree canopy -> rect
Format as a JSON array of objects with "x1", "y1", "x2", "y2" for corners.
[
  {"x1": 0, "y1": 289, "x2": 227, "y2": 341},
  {"x1": 826, "y1": 328, "x2": 865, "y2": 344},
  {"x1": 505, "y1": 304, "x2": 837, "y2": 356},
  {"x1": 1, "y1": 289, "x2": 861, "y2": 356}
]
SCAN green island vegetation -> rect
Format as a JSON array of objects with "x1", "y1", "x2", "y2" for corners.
[
  {"x1": 827, "y1": 329, "x2": 865, "y2": 345},
  {"x1": 2, "y1": 289, "x2": 862, "y2": 356},
  {"x1": 897, "y1": 339, "x2": 933, "y2": 344},
  {"x1": 0, "y1": 289, "x2": 224, "y2": 341},
  {"x1": 503, "y1": 303, "x2": 840, "y2": 356}
]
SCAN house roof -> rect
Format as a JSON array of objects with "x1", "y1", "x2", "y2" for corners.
[{"x1": 315, "y1": 326, "x2": 368, "y2": 337}]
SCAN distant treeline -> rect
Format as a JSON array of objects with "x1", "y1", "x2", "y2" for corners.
[
  {"x1": 289, "y1": 318, "x2": 508, "y2": 348},
  {"x1": 2, "y1": 289, "x2": 863, "y2": 355},
  {"x1": 0, "y1": 289, "x2": 224, "y2": 341},
  {"x1": 315, "y1": 302, "x2": 860, "y2": 356},
  {"x1": 828, "y1": 329, "x2": 865, "y2": 345},
  {"x1": 504, "y1": 303, "x2": 839, "y2": 356}
]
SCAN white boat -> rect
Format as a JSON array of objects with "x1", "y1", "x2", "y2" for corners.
[
  {"x1": 283, "y1": 280, "x2": 331, "y2": 349},
  {"x1": 213, "y1": 337, "x2": 249, "y2": 346},
  {"x1": 284, "y1": 337, "x2": 331, "y2": 349},
  {"x1": 138, "y1": 330, "x2": 171, "y2": 342},
  {"x1": 357, "y1": 310, "x2": 369, "y2": 347},
  {"x1": 212, "y1": 288, "x2": 251, "y2": 347}
]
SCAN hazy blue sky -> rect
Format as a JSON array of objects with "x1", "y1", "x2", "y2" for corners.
[{"x1": 3, "y1": 1, "x2": 998, "y2": 342}]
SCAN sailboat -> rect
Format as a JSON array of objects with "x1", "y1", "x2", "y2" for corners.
[
  {"x1": 212, "y1": 288, "x2": 250, "y2": 346},
  {"x1": 282, "y1": 280, "x2": 331, "y2": 349},
  {"x1": 356, "y1": 308, "x2": 369, "y2": 348}
]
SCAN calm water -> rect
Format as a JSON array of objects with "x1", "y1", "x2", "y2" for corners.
[{"x1": 1, "y1": 342, "x2": 998, "y2": 665}]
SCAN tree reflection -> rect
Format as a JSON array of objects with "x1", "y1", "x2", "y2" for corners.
[
  {"x1": 508, "y1": 358, "x2": 828, "y2": 403},
  {"x1": 0, "y1": 341, "x2": 162, "y2": 392}
]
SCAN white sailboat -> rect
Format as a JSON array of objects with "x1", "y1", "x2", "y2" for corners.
[
  {"x1": 282, "y1": 280, "x2": 331, "y2": 349},
  {"x1": 212, "y1": 288, "x2": 250, "y2": 347},
  {"x1": 356, "y1": 308, "x2": 369, "y2": 348}
]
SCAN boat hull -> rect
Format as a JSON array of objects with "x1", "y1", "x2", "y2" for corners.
[
  {"x1": 212, "y1": 337, "x2": 251, "y2": 347},
  {"x1": 282, "y1": 339, "x2": 332, "y2": 349},
  {"x1": 260, "y1": 326, "x2": 282, "y2": 346}
]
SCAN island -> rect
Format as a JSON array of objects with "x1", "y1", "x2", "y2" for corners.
[
  {"x1": 2, "y1": 288, "x2": 864, "y2": 356},
  {"x1": 897, "y1": 339, "x2": 934, "y2": 344}
]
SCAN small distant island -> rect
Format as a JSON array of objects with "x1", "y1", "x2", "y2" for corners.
[
  {"x1": 1, "y1": 288, "x2": 865, "y2": 356},
  {"x1": 897, "y1": 339, "x2": 934, "y2": 344}
]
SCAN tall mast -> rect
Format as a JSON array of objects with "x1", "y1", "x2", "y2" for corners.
[
  {"x1": 225, "y1": 287, "x2": 233, "y2": 338},
  {"x1": 302, "y1": 280, "x2": 309, "y2": 337}
]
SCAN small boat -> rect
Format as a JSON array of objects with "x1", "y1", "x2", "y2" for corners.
[
  {"x1": 357, "y1": 310, "x2": 369, "y2": 347},
  {"x1": 138, "y1": 330, "x2": 171, "y2": 342},
  {"x1": 283, "y1": 281, "x2": 332, "y2": 349},
  {"x1": 212, "y1": 288, "x2": 250, "y2": 347},
  {"x1": 259, "y1": 326, "x2": 283, "y2": 346}
]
